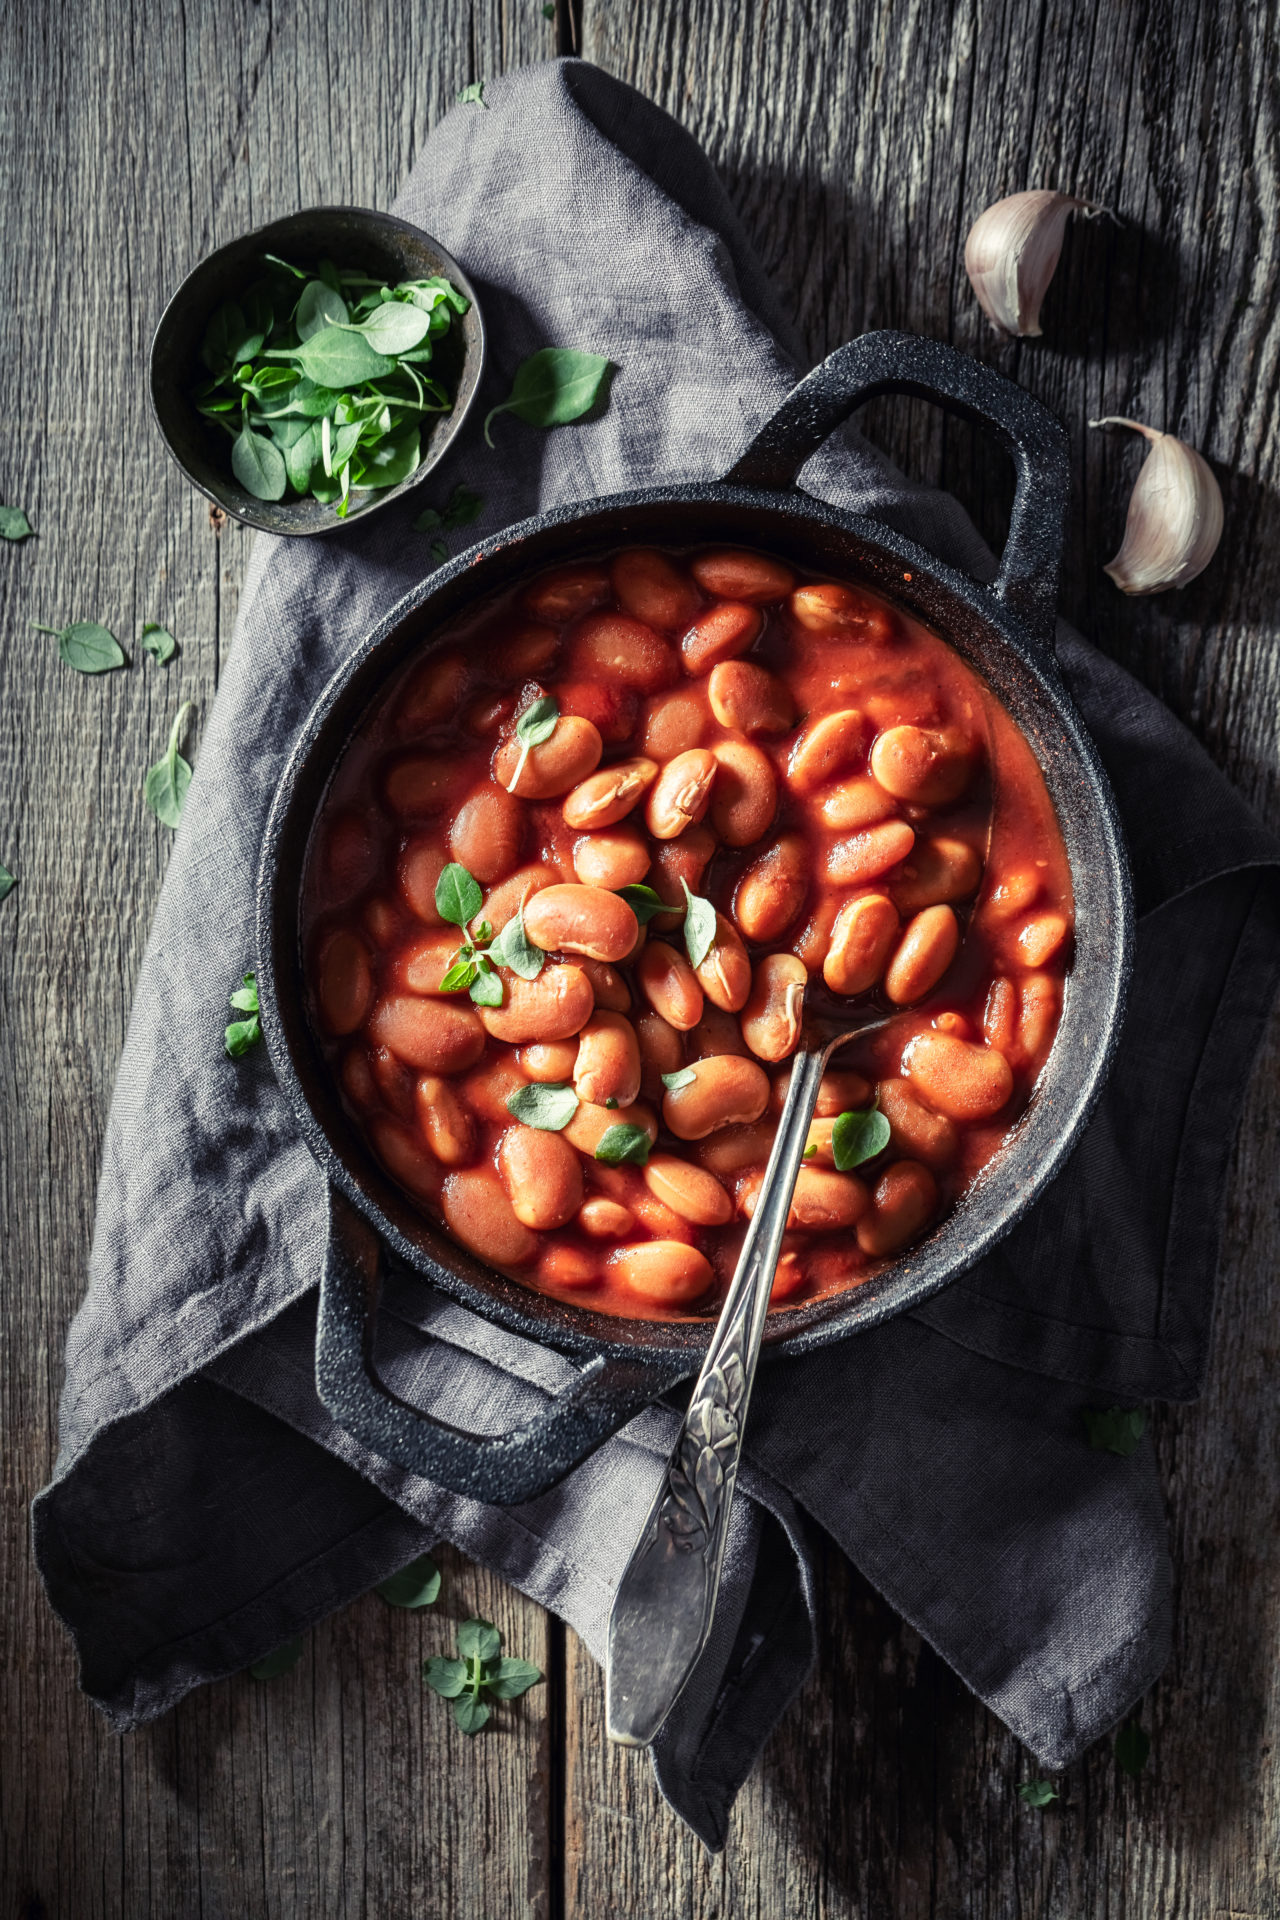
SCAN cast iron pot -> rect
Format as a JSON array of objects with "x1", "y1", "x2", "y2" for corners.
[{"x1": 257, "y1": 331, "x2": 1133, "y2": 1505}]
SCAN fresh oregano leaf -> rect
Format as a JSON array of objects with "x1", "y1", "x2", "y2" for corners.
[
  {"x1": 415, "y1": 482, "x2": 484, "y2": 536},
  {"x1": 661, "y1": 1067, "x2": 696, "y2": 1091},
  {"x1": 232, "y1": 422, "x2": 288, "y2": 502},
  {"x1": 457, "y1": 1618, "x2": 503, "y2": 1663},
  {"x1": 594, "y1": 1123, "x2": 651, "y2": 1167},
  {"x1": 474, "y1": 919, "x2": 493, "y2": 944},
  {"x1": 375, "y1": 1552, "x2": 441, "y2": 1609},
  {"x1": 469, "y1": 966, "x2": 504, "y2": 1008},
  {"x1": 490, "y1": 908, "x2": 546, "y2": 980},
  {"x1": 681, "y1": 881, "x2": 717, "y2": 969},
  {"x1": 1018, "y1": 1780, "x2": 1059, "y2": 1808},
  {"x1": 831, "y1": 1107, "x2": 891, "y2": 1171},
  {"x1": 423, "y1": 1654, "x2": 468, "y2": 1697},
  {"x1": 453, "y1": 1693, "x2": 491, "y2": 1735},
  {"x1": 0, "y1": 863, "x2": 14, "y2": 902},
  {"x1": 457, "y1": 80, "x2": 487, "y2": 107},
  {"x1": 225, "y1": 971, "x2": 262, "y2": 1058},
  {"x1": 295, "y1": 278, "x2": 349, "y2": 340},
  {"x1": 0, "y1": 505, "x2": 33, "y2": 540},
  {"x1": 506, "y1": 1083, "x2": 579, "y2": 1131},
  {"x1": 439, "y1": 957, "x2": 478, "y2": 993},
  {"x1": 1115, "y1": 1721, "x2": 1151, "y2": 1776},
  {"x1": 1082, "y1": 1405, "x2": 1147, "y2": 1457},
  {"x1": 483, "y1": 347, "x2": 611, "y2": 446},
  {"x1": 486, "y1": 1656, "x2": 543, "y2": 1700},
  {"x1": 140, "y1": 621, "x2": 177, "y2": 664},
  {"x1": 614, "y1": 883, "x2": 671, "y2": 926},
  {"x1": 144, "y1": 700, "x2": 196, "y2": 829},
  {"x1": 507, "y1": 694, "x2": 560, "y2": 792},
  {"x1": 32, "y1": 619, "x2": 126, "y2": 674},
  {"x1": 249, "y1": 1637, "x2": 303, "y2": 1680},
  {"x1": 435, "y1": 862, "x2": 484, "y2": 928}
]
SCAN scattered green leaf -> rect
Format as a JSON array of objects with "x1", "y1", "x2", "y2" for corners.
[
  {"x1": 457, "y1": 80, "x2": 488, "y2": 107},
  {"x1": 430, "y1": 540, "x2": 447, "y2": 564},
  {"x1": 543, "y1": 2, "x2": 556, "y2": 15},
  {"x1": 140, "y1": 620, "x2": 178, "y2": 664},
  {"x1": 594, "y1": 1123, "x2": 651, "y2": 1167},
  {"x1": 1018, "y1": 1779, "x2": 1059, "y2": 1808},
  {"x1": 0, "y1": 863, "x2": 14, "y2": 902},
  {"x1": 661, "y1": 1067, "x2": 695, "y2": 1091},
  {"x1": 225, "y1": 971, "x2": 262, "y2": 1058},
  {"x1": 423, "y1": 1616, "x2": 542, "y2": 1736},
  {"x1": 483, "y1": 347, "x2": 612, "y2": 447},
  {"x1": 439, "y1": 956, "x2": 479, "y2": 993},
  {"x1": 506, "y1": 1083, "x2": 580, "y2": 1131},
  {"x1": 507, "y1": 693, "x2": 560, "y2": 793},
  {"x1": 435, "y1": 862, "x2": 484, "y2": 928},
  {"x1": 375, "y1": 1552, "x2": 442, "y2": 1609},
  {"x1": 490, "y1": 907, "x2": 546, "y2": 980},
  {"x1": 33, "y1": 618, "x2": 126, "y2": 674},
  {"x1": 249, "y1": 1637, "x2": 303, "y2": 1680},
  {"x1": 295, "y1": 278, "x2": 349, "y2": 340},
  {"x1": 469, "y1": 965, "x2": 504, "y2": 1008},
  {"x1": 831, "y1": 1107, "x2": 891, "y2": 1171},
  {"x1": 614, "y1": 883, "x2": 670, "y2": 926},
  {"x1": 1115, "y1": 1721, "x2": 1151, "y2": 1776},
  {"x1": 144, "y1": 700, "x2": 196, "y2": 829},
  {"x1": 681, "y1": 881, "x2": 717, "y2": 970},
  {"x1": 0, "y1": 505, "x2": 33, "y2": 541},
  {"x1": 1083, "y1": 1406, "x2": 1147, "y2": 1457},
  {"x1": 414, "y1": 483, "x2": 484, "y2": 553}
]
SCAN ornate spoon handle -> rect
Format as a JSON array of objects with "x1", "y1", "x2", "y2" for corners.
[{"x1": 605, "y1": 1045, "x2": 829, "y2": 1746}]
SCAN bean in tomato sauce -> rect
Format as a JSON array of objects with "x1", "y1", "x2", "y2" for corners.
[{"x1": 303, "y1": 546, "x2": 1073, "y2": 1319}]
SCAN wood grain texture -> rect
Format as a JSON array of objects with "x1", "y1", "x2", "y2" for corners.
[{"x1": 2, "y1": 0, "x2": 1278, "y2": 1915}]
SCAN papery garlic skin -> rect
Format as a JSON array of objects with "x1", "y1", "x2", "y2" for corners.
[
  {"x1": 964, "y1": 190, "x2": 1097, "y2": 337},
  {"x1": 1090, "y1": 418, "x2": 1224, "y2": 594}
]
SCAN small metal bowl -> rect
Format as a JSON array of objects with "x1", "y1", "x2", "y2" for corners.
[{"x1": 148, "y1": 207, "x2": 486, "y2": 537}]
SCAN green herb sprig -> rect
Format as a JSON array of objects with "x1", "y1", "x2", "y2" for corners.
[
  {"x1": 506, "y1": 693, "x2": 561, "y2": 794},
  {"x1": 831, "y1": 1106, "x2": 891, "y2": 1171},
  {"x1": 457, "y1": 81, "x2": 488, "y2": 108},
  {"x1": 32, "y1": 617, "x2": 125, "y2": 674},
  {"x1": 483, "y1": 348, "x2": 611, "y2": 447},
  {"x1": 1083, "y1": 1406, "x2": 1147, "y2": 1456},
  {"x1": 140, "y1": 620, "x2": 178, "y2": 664},
  {"x1": 193, "y1": 256, "x2": 470, "y2": 518},
  {"x1": 0, "y1": 505, "x2": 34, "y2": 541},
  {"x1": 423, "y1": 1617, "x2": 542, "y2": 1734},
  {"x1": 434, "y1": 862, "x2": 547, "y2": 1006},
  {"x1": 225, "y1": 972, "x2": 262, "y2": 1057},
  {"x1": 415, "y1": 482, "x2": 484, "y2": 563},
  {"x1": 375, "y1": 1552, "x2": 442, "y2": 1609},
  {"x1": 144, "y1": 701, "x2": 195, "y2": 829},
  {"x1": 1018, "y1": 1779, "x2": 1059, "y2": 1808}
]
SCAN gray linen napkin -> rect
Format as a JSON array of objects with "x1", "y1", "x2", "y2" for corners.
[{"x1": 33, "y1": 59, "x2": 1280, "y2": 1849}]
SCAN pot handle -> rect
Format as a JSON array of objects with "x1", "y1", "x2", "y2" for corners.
[
  {"x1": 724, "y1": 330, "x2": 1068, "y2": 655},
  {"x1": 315, "y1": 1186, "x2": 685, "y2": 1504}
]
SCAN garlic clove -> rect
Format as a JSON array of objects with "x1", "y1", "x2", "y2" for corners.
[
  {"x1": 964, "y1": 190, "x2": 1098, "y2": 337},
  {"x1": 1090, "y1": 417, "x2": 1224, "y2": 595}
]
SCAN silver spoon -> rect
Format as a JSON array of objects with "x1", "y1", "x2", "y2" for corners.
[{"x1": 605, "y1": 985, "x2": 893, "y2": 1746}]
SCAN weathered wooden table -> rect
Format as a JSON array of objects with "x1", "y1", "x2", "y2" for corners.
[{"x1": 3, "y1": 2, "x2": 1277, "y2": 1914}]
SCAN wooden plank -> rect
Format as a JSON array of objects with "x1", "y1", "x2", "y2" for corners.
[
  {"x1": 0, "y1": 3, "x2": 556, "y2": 1916},
  {"x1": 569, "y1": 1, "x2": 1280, "y2": 1914}
]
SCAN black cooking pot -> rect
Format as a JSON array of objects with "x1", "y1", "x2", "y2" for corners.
[{"x1": 257, "y1": 331, "x2": 1133, "y2": 1505}]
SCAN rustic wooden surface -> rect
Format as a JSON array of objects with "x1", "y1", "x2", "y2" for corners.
[{"x1": 2, "y1": 0, "x2": 1277, "y2": 1915}]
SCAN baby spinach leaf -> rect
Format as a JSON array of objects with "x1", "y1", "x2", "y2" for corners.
[
  {"x1": 423, "y1": 1654, "x2": 468, "y2": 1698},
  {"x1": 375, "y1": 1552, "x2": 441, "y2": 1609},
  {"x1": 140, "y1": 621, "x2": 178, "y2": 664},
  {"x1": 284, "y1": 422, "x2": 321, "y2": 494},
  {"x1": 490, "y1": 907, "x2": 545, "y2": 980},
  {"x1": 469, "y1": 966, "x2": 504, "y2": 1008},
  {"x1": 681, "y1": 881, "x2": 717, "y2": 969},
  {"x1": 486, "y1": 1656, "x2": 543, "y2": 1700},
  {"x1": 457, "y1": 80, "x2": 487, "y2": 107},
  {"x1": 359, "y1": 427, "x2": 421, "y2": 490},
  {"x1": 661, "y1": 1067, "x2": 696, "y2": 1091},
  {"x1": 232, "y1": 423, "x2": 287, "y2": 501},
  {"x1": 225, "y1": 971, "x2": 262, "y2": 1057},
  {"x1": 594, "y1": 1123, "x2": 651, "y2": 1167},
  {"x1": 614, "y1": 883, "x2": 670, "y2": 926},
  {"x1": 295, "y1": 278, "x2": 349, "y2": 340},
  {"x1": 507, "y1": 694, "x2": 560, "y2": 792},
  {"x1": 435, "y1": 863, "x2": 484, "y2": 928},
  {"x1": 506, "y1": 1083, "x2": 579, "y2": 1131},
  {"x1": 1018, "y1": 1780, "x2": 1059, "y2": 1808},
  {"x1": 1083, "y1": 1405, "x2": 1147, "y2": 1457},
  {"x1": 831, "y1": 1107, "x2": 891, "y2": 1171},
  {"x1": 144, "y1": 700, "x2": 196, "y2": 829},
  {"x1": 458, "y1": 1618, "x2": 503, "y2": 1664},
  {"x1": 292, "y1": 327, "x2": 394, "y2": 388},
  {"x1": 202, "y1": 300, "x2": 249, "y2": 373},
  {"x1": 346, "y1": 301, "x2": 433, "y2": 356},
  {"x1": 249, "y1": 1637, "x2": 303, "y2": 1680},
  {"x1": 0, "y1": 863, "x2": 14, "y2": 902},
  {"x1": 33, "y1": 619, "x2": 126, "y2": 674},
  {"x1": 0, "y1": 505, "x2": 33, "y2": 541},
  {"x1": 483, "y1": 347, "x2": 611, "y2": 446},
  {"x1": 1115, "y1": 1721, "x2": 1150, "y2": 1776}
]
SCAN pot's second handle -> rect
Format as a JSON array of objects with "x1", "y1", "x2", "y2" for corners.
[
  {"x1": 316, "y1": 1187, "x2": 684, "y2": 1504},
  {"x1": 725, "y1": 330, "x2": 1068, "y2": 655}
]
